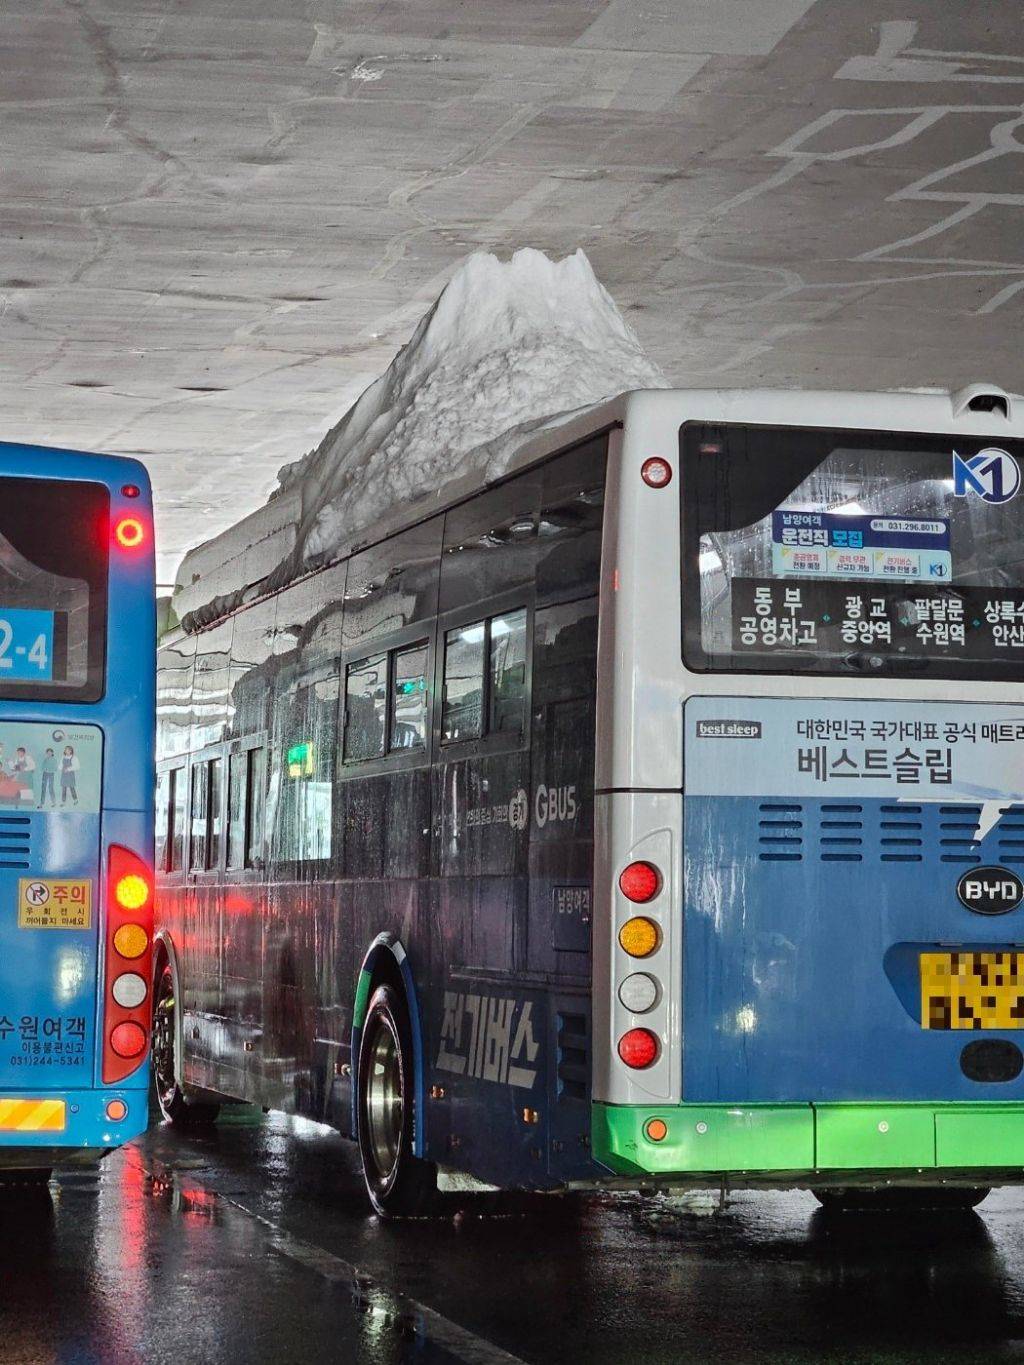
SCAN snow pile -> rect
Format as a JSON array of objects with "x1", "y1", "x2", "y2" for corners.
[{"x1": 272, "y1": 247, "x2": 666, "y2": 575}]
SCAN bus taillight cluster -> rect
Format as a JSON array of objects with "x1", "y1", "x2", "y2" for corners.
[
  {"x1": 102, "y1": 846, "x2": 153, "y2": 1084},
  {"x1": 617, "y1": 860, "x2": 663, "y2": 1070}
]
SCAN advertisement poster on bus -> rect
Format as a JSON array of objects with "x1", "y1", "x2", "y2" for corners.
[{"x1": 0, "y1": 721, "x2": 102, "y2": 813}]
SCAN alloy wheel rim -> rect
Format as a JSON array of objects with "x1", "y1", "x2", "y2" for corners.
[
  {"x1": 152, "y1": 979, "x2": 177, "y2": 1113},
  {"x1": 365, "y1": 1017, "x2": 403, "y2": 1182}
]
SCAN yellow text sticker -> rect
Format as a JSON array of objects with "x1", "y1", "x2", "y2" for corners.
[{"x1": 18, "y1": 878, "x2": 92, "y2": 930}]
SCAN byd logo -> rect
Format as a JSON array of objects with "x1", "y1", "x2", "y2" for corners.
[
  {"x1": 952, "y1": 448, "x2": 1021, "y2": 504},
  {"x1": 956, "y1": 866, "x2": 1024, "y2": 915}
]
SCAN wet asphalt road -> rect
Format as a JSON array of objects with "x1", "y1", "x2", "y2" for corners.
[{"x1": 5, "y1": 1112, "x2": 1024, "y2": 1364}]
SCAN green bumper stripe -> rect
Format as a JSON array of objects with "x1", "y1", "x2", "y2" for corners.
[{"x1": 593, "y1": 1102, "x2": 1024, "y2": 1176}]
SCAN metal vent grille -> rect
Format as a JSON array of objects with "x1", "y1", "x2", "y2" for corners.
[
  {"x1": 818, "y1": 803, "x2": 862, "y2": 862},
  {"x1": 997, "y1": 805, "x2": 1024, "y2": 864},
  {"x1": 758, "y1": 803, "x2": 803, "y2": 861},
  {"x1": 0, "y1": 816, "x2": 31, "y2": 869},
  {"x1": 938, "y1": 805, "x2": 982, "y2": 864},
  {"x1": 556, "y1": 1013, "x2": 587, "y2": 1102},
  {"x1": 879, "y1": 803, "x2": 923, "y2": 862}
]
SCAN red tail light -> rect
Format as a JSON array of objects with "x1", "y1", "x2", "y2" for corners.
[
  {"x1": 103, "y1": 846, "x2": 153, "y2": 1084},
  {"x1": 619, "y1": 860, "x2": 661, "y2": 904},
  {"x1": 618, "y1": 1028, "x2": 659, "y2": 1070},
  {"x1": 113, "y1": 515, "x2": 147, "y2": 550}
]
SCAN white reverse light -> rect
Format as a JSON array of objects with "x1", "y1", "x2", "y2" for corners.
[
  {"x1": 111, "y1": 972, "x2": 148, "y2": 1009},
  {"x1": 618, "y1": 972, "x2": 659, "y2": 1014}
]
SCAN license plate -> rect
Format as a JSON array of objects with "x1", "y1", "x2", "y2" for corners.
[
  {"x1": 920, "y1": 951, "x2": 1024, "y2": 1030},
  {"x1": 0, "y1": 1099, "x2": 65, "y2": 1131}
]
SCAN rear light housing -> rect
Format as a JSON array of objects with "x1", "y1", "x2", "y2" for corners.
[
  {"x1": 103, "y1": 846, "x2": 153, "y2": 1084},
  {"x1": 618, "y1": 1028, "x2": 659, "y2": 1070},
  {"x1": 619, "y1": 860, "x2": 661, "y2": 904}
]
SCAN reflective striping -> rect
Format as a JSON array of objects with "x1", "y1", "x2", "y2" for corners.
[{"x1": 0, "y1": 1098, "x2": 66, "y2": 1131}]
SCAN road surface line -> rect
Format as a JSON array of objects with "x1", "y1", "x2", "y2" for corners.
[{"x1": 127, "y1": 1150, "x2": 527, "y2": 1365}]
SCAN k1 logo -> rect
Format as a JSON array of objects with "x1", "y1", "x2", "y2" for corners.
[{"x1": 952, "y1": 448, "x2": 1021, "y2": 504}]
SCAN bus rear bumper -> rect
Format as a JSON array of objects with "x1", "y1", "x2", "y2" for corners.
[
  {"x1": 593, "y1": 1101, "x2": 1024, "y2": 1182},
  {"x1": 0, "y1": 1087, "x2": 148, "y2": 1160}
]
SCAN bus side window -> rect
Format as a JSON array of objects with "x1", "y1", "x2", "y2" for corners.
[
  {"x1": 169, "y1": 766, "x2": 185, "y2": 872},
  {"x1": 345, "y1": 654, "x2": 386, "y2": 761},
  {"x1": 442, "y1": 621, "x2": 485, "y2": 743},
  {"x1": 227, "y1": 751, "x2": 246, "y2": 869},
  {"x1": 246, "y1": 746, "x2": 265, "y2": 866},
  {"x1": 189, "y1": 762, "x2": 208, "y2": 871},
  {"x1": 442, "y1": 610, "x2": 528, "y2": 744},
  {"x1": 489, "y1": 608, "x2": 527, "y2": 735},
  {"x1": 155, "y1": 770, "x2": 170, "y2": 872},
  {"x1": 390, "y1": 642, "x2": 428, "y2": 751},
  {"x1": 208, "y1": 756, "x2": 223, "y2": 870}
]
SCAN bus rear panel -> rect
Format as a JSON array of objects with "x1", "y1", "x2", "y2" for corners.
[
  {"x1": 594, "y1": 391, "x2": 1024, "y2": 1190},
  {"x1": 0, "y1": 446, "x2": 154, "y2": 1164}
]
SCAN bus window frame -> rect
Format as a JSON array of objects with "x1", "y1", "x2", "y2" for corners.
[
  {"x1": 678, "y1": 419, "x2": 1024, "y2": 682},
  {"x1": 187, "y1": 745, "x2": 227, "y2": 881},
  {"x1": 156, "y1": 759, "x2": 187, "y2": 878},
  {"x1": 338, "y1": 623, "x2": 437, "y2": 783},
  {"x1": 226, "y1": 732, "x2": 267, "y2": 878},
  {"x1": 433, "y1": 587, "x2": 534, "y2": 762}
]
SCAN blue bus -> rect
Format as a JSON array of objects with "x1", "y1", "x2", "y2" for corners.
[
  {"x1": 0, "y1": 443, "x2": 154, "y2": 1179},
  {"x1": 155, "y1": 384, "x2": 1024, "y2": 1215}
]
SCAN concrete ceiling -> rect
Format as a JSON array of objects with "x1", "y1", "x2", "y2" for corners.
[{"x1": 2, "y1": 0, "x2": 1022, "y2": 580}]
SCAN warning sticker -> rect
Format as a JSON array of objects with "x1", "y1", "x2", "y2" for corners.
[
  {"x1": 771, "y1": 511, "x2": 952, "y2": 583},
  {"x1": 17, "y1": 878, "x2": 92, "y2": 930}
]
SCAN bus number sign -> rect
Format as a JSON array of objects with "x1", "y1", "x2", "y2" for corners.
[{"x1": 0, "y1": 609, "x2": 55, "y2": 681}]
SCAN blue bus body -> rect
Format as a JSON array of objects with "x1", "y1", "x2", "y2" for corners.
[{"x1": 0, "y1": 443, "x2": 154, "y2": 1164}]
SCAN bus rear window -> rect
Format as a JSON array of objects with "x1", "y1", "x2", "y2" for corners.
[
  {"x1": 0, "y1": 478, "x2": 108, "y2": 702},
  {"x1": 681, "y1": 423, "x2": 1024, "y2": 681}
]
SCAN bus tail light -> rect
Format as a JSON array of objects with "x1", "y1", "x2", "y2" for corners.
[
  {"x1": 618, "y1": 916, "x2": 660, "y2": 959},
  {"x1": 619, "y1": 861, "x2": 660, "y2": 903},
  {"x1": 641, "y1": 457, "x2": 672, "y2": 488},
  {"x1": 618, "y1": 972, "x2": 659, "y2": 1013},
  {"x1": 103, "y1": 846, "x2": 153, "y2": 1085},
  {"x1": 618, "y1": 1028, "x2": 659, "y2": 1069},
  {"x1": 113, "y1": 515, "x2": 147, "y2": 550}
]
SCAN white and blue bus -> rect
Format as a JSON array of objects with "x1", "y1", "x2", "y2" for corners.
[
  {"x1": 155, "y1": 383, "x2": 1024, "y2": 1213},
  {"x1": 0, "y1": 444, "x2": 155, "y2": 1179}
]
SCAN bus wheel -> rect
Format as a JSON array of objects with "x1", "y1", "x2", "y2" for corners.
[
  {"x1": 813, "y1": 1186, "x2": 990, "y2": 1213},
  {"x1": 357, "y1": 983, "x2": 437, "y2": 1218},
  {"x1": 151, "y1": 964, "x2": 220, "y2": 1128}
]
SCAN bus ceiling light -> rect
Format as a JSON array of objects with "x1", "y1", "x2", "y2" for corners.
[
  {"x1": 618, "y1": 916, "x2": 660, "y2": 959},
  {"x1": 618, "y1": 972, "x2": 659, "y2": 1013},
  {"x1": 619, "y1": 860, "x2": 661, "y2": 904},
  {"x1": 120, "y1": 483, "x2": 141, "y2": 498},
  {"x1": 641, "y1": 457, "x2": 672, "y2": 489},
  {"x1": 618, "y1": 1028, "x2": 659, "y2": 1070},
  {"x1": 109, "y1": 1021, "x2": 147, "y2": 1060},
  {"x1": 114, "y1": 516, "x2": 146, "y2": 549}
]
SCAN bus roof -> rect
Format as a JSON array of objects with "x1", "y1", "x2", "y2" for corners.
[{"x1": 168, "y1": 382, "x2": 1022, "y2": 637}]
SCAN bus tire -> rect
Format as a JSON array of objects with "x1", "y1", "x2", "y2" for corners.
[
  {"x1": 357, "y1": 983, "x2": 437, "y2": 1218},
  {"x1": 813, "y1": 1186, "x2": 990, "y2": 1213},
  {"x1": 151, "y1": 963, "x2": 220, "y2": 1129}
]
